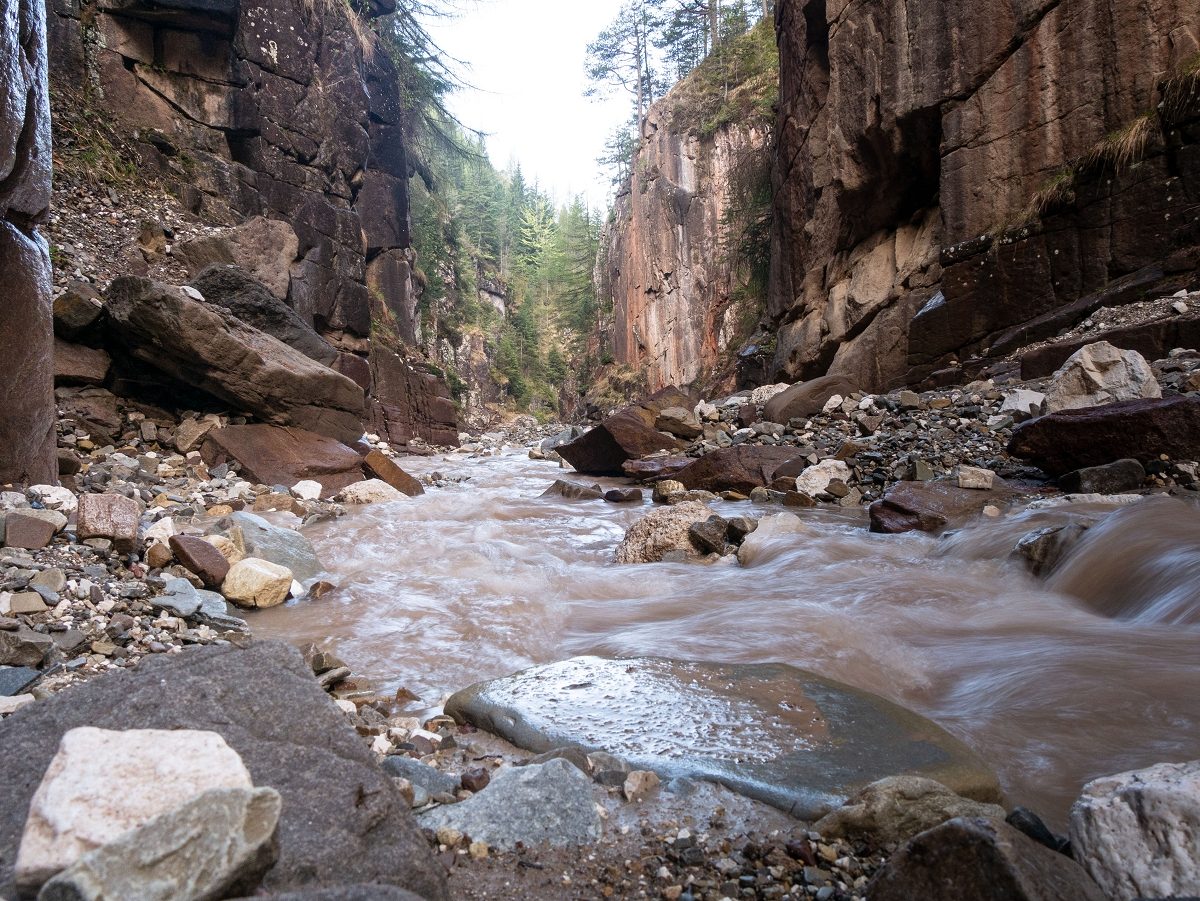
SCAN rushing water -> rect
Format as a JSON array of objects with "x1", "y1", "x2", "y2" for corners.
[{"x1": 250, "y1": 450, "x2": 1200, "y2": 828}]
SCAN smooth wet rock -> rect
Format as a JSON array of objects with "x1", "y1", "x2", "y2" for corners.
[
  {"x1": 557, "y1": 388, "x2": 691, "y2": 476},
  {"x1": 445, "y1": 656, "x2": 1000, "y2": 818},
  {"x1": 222, "y1": 558, "x2": 293, "y2": 609},
  {"x1": 230, "y1": 512, "x2": 324, "y2": 583},
  {"x1": 38, "y1": 787, "x2": 281, "y2": 901},
  {"x1": 202, "y1": 425, "x2": 365, "y2": 498},
  {"x1": 363, "y1": 450, "x2": 424, "y2": 497},
  {"x1": 1043, "y1": 341, "x2": 1161, "y2": 414},
  {"x1": 672, "y1": 446, "x2": 802, "y2": 495},
  {"x1": 604, "y1": 487, "x2": 643, "y2": 503},
  {"x1": 615, "y1": 501, "x2": 717, "y2": 564},
  {"x1": 337, "y1": 479, "x2": 404, "y2": 505},
  {"x1": 417, "y1": 758, "x2": 602, "y2": 850},
  {"x1": 541, "y1": 480, "x2": 603, "y2": 500},
  {"x1": 867, "y1": 817, "x2": 1105, "y2": 901},
  {"x1": 813, "y1": 776, "x2": 1006, "y2": 845},
  {"x1": 1059, "y1": 459, "x2": 1145, "y2": 495},
  {"x1": 1069, "y1": 759, "x2": 1200, "y2": 901},
  {"x1": 169, "y1": 535, "x2": 230, "y2": 589},
  {"x1": 1008, "y1": 396, "x2": 1200, "y2": 477},
  {"x1": 1013, "y1": 523, "x2": 1089, "y2": 578},
  {"x1": 869, "y1": 481, "x2": 1014, "y2": 534},
  {"x1": 0, "y1": 642, "x2": 446, "y2": 899},
  {"x1": 76, "y1": 494, "x2": 140, "y2": 553},
  {"x1": 14, "y1": 727, "x2": 253, "y2": 891}
]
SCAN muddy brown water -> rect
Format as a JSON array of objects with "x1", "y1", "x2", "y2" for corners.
[{"x1": 250, "y1": 451, "x2": 1200, "y2": 829}]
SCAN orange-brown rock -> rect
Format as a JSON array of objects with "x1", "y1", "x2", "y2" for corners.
[
  {"x1": 201, "y1": 425, "x2": 365, "y2": 497},
  {"x1": 673, "y1": 446, "x2": 803, "y2": 495},
  {"x1": 363, "y1": 450, "x2": 424, "y2": 497},
  {"x1": 557, "y1": 388, "x2": 692, "y2": 476}
]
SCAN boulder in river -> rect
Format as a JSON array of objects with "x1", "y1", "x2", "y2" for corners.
[
  {"x1": 867, "y1": 817, "x2": 1106, "y2": 901},
  {"x1": 557, "y1": 387, "x2": 691, "y2": 476},
  {"x1": 444, "y1": 656, "x2": 1001, "y2": 819},
  {"x1": 1008, "y1": 395, "x2": 1200, "y2": 477},
  {"x1": 229, "y1": 511, "x2": 325, "y2": 584},
  {"x1": 1042, "y1": 341, "x2": 1161, "y2": 414},
  {"x1": 202, "y1": 424, "x2": 365, "y2": 498},
  {"x1": 0, "y1": 642, "x2": 447, "y2": 900},
  {"x1": 614, "y1": 501, "x2": 716, "y2": 563},
  {"x1": 869, "y1": 481, "x2": 1016, "y2": 534},
  {"x1": 1069, "y1": 758, "x2": 1200, "y2": 901},
  {"x1": 672, "y1": 446, "x2": 803, "y2": 495}
]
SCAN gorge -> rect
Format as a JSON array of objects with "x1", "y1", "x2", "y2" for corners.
[{"x1": 1, "y1": 0, "x2": 1200, "y2": 899}]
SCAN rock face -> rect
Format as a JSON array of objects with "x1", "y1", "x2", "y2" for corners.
[
  {"x1": 867, "y1": 817, "x2": 1106, "y2": 901},
  {"x1": 1043, "y1": 342, "x2": 1161, "y2": 413},
  {"x1": 46, "y1": 0, "x2": 459, "y2": 448},
  {"x1": 600, "y1": 79, "x2": 772, "y2": 392},
  {"x1": 1008, "y1": 395, "x2": 1200, "y2": 476},
  {"x1": 1069, "y1": 759, "x2": 1200, "y2": 901},
  {"x1": 557, "y1": 388, "x2": 691, "y2": 476},
  {"x1": 105, "y1": 278, "x2": 366, "y2": 445},
  {"x1": 0, "y1": 0, "x2": 56, "y2": 486},
  {"x1": 446, "y1": 656, "x2": 1001, "y2": 819},
  {"x1": 769, "y1": 0, "x2": 1200, "y2": 390},
  {"x1": 0, "y1": 642, "x2": 447, "y2": 900}
]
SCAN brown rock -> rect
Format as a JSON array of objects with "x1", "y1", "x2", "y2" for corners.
[
  {"x1": 673, "y1": 446, "x2": 803, "y2": 495},
  {"x1": 52, "y1": 282, "x2": 104, "y2": 342},
  {"x1": 170, "y1": 535, "x2": 231, "y2": 588},
  {"x1": 368, "y1": 347, "x2": 460, "y2": 449},
  {"x1": 53, "y1": 338, "x2": 111, "y2": 387},
  {"x1": 763, "y1": 376, "x2": 860, "y2": 425},
  {"x1": 866, "y1": 817, "x2": 1106, "y2": 901},
  {"x1": 58, "y1": 393, "x2": 122, "y2": 447},
  {"x1": 145, "y1": 542, "x2": 174, "y2": 569},
  {"x1": 201, "y1": 425, "x2": 365, "y2": 497},
  {"x1": 76, "y1": 494, "x2": 141, "y2": 552},
  {"x1": 177, "y1": 217, "x2": 300, "y2": 302},
  {"x1": 621, "y1": 456, "x2": 692, "y2": 481},
  {"x1": 363, "y1": 450, "x2": 424, "y2": 497},
  {"x1": 869, "y1": 482, "x2": 1012, "y2": 534},
  {"x1": 103, "y1": 278, "x2": 365, "y2": 445},
  {"x1": 4, "y1": 513, "x2": 58, "y2": 550},
  {"x1": 1008, "y1": 396, "x2": 1200, "y2": 477},
  {"x1": 557, "y1": 388, "x2": 691, "y2": 476}
]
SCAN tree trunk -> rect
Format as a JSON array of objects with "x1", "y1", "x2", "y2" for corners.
[{"x1": 709, "y1": 0, "x2": 720, "y2": 49}]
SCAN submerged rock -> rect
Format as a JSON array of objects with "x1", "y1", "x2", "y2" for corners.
[
  {"x1": 869, "y1": 481, "x2": 1014, "y2": 534},
  {"x1": 444, "y1": 656, "x2": 1001, "y2": 819}
]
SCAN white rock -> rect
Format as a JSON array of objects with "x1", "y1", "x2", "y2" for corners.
[
  {"x1": 1044, "y1": 341, "x2": 1161, "y2": 413},
  {"x1": 221, "y1": 557, "x2": 293, "y2": 609},
  {"x1": 794, "y1": 459, "x2": 852, "y2": 496},
  {"x1": 957, "y1": 465, "x2": 996, "y2": 490},
  {"x1": 1070, "y1": 759, "x2": 1200, "y2": 901},
  {"x1": 615, "y1": 501, "x2": 715, "y2": 564},
  {"x1": 623, "y1": 770, "x2": 661, "y2": 802},
  {"x1": 1173, "y1": 300, "x2": 1190, "y2": 315},
  {"x1": 749, "y1": 383, "x2": 790, "y2": 406},
  {"x1": 291, "y1": 480, "x2": 322, "y2": 501},
  {"x1": 143, "y1": 517, "x2": 176, "y2": 546},
  {"x1": 821, "y1": 394, "x2": 844, "y2": 414},
  {"x1": 14, "y1": 726, "x2": 252, "y2": 891},
  {"x1": 180, "y1": 285, "x2": 204, "y2": 301},
  {"x1": 0, "y1": 693, "x2": 34, "y2": 715},
  {"x1": 999, "y1": 389, "x2": 1045, "y2": 420},
  {"x1": 28, "y1": 486, "x2": 77, "y2": 514},
  {"x1": 694, "y1": 401, "x2": 719, "y2": 422},
  {"x1": 337, "y1": 479, "x2": 405, "y2": 505}
]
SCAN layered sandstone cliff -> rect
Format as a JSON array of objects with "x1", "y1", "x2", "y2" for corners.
[
  {"x1": 769, "y1": 0, "x2": 1200, "y2": 391},
  {"x1": 1, "y1": 0, "x2": 56, "y2": 485},
  {"x1": 46, "y1": 0, "x2": 458, "y2": 445}
]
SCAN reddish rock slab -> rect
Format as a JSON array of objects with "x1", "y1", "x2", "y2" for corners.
[
  {"x1": 4, "y1": 513, "x2": 58, "y2": 550},
  {"x1": 169, "y1": 535, "x2": 231, "y2": 589},
  {"x1": 76, "y1": 494, "x2": 141, "y2": 552},
  {"x1": 673, "y1": 447, "x2": 804, "y2": 495},
  {"x1": 869, "y1": 482, "x2": 1013, "y2": 534},
  {"x1": 363, "y1": 450, "x2": 424, "y2": 497},
  {"x1": 621, "y1": 456, "x2": 693, "y2": 481},
  {"x1": 764, "y1": 376, "x2": 860, "y2": 425},
  {"x1": 53, "y1": 338, "x2": 111, "y2": 387},
  {"x1": 201, "y1": 425, "x2": 365, "y2": 497},
  {"x1": 557, "y1": 388, "x2": 691, "y2": 477},
  {"x1": 1008, "y1": 396, "x2": 1200, "y2": 477}
]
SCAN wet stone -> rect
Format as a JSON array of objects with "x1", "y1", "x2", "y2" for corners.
[{"x1": 169, "y1": 535, "x2": 230, "y2": 589}]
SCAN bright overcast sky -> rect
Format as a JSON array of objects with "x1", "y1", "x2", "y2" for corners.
[{"x1": 426, "y1": 0, "x2": 631, "y2": 210}]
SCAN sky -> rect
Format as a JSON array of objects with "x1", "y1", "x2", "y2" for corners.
[{"x1": 425, "y1": 0, "x2": 632, "y2": 210}]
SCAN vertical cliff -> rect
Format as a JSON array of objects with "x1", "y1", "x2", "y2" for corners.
[
  {"x1": 1, "y1": 0, "x2": 56, "y2": 485},
  {"x1": 769, "y1": 0, "x2": 1200, "y2": 391},
  {"x1": 46, "y1": 0, "x2": 459, "y2": 445},
  {"x1": 599, "y1": 21, "x2": 777, "y2": 395}
]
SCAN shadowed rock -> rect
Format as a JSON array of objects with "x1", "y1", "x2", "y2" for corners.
[{"x1": 557, "y1": 388, "x2": 692, "y2": 476}]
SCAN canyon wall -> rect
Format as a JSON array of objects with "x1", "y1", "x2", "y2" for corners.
[
  {"x1": 1, "y1": 0, "x2": 56, "y2": 485},
  {"x1": 46, "y1": 0, "x2": 459, "y2": 445},
  {"x1": 770, "y1": 0, "x2": 1200, "y2": 391},
  {"x1": 600, "y1": 94, "x2": 772, "y2": 394}
]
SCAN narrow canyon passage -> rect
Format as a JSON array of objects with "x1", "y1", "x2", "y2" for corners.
[{"x1": 250, "y1": 451, "x2": 1200, "y2": 828}]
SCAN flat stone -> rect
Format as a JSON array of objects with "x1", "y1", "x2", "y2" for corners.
[
  {"x1": 1070, "y1": 758, "x2": 1200, "y2": 901},
  {"x1": 672, "y1": 446, "x2": 803, "y2": 495},
  {"x1": 0, "y1": 626, "x2": 52, "y2": 666},
  {"x1": 418, "y1": 758, "x2": 602, "y2": 850},
  {"x1": 4, "y1": 512, "x2": 58, "y2": 550},
  {"x1": 337, "y1": 479, "x2": 405, "y2": 505},
  {"x1": 381, "y1": 757, "x2": 460, "y2": 797},
  {"x1": 0, "y1": 643, "x2": 446, "y2": 899},
  {"x1": 445, "y1": 657, "x2": 1001, "y2": 819},
  {"x1": 9, "y1": 592, "x2": 48, "y2": 615},
  {"x1": 14, "y1": 726, "x2": 253, "y2": 891},
  {"x1": 0, "y1": 694, "x2": 34, "y2": 715},
  {"x1": 869, "y1": 481, "x2": 1019, "y2": 534},
  {"x1": 868, "y1": 817, "x2": 1106, "y2": 901},
  {"x1": 174, "y1": 418, "x2": 217, "y2": 454},
  {"x1": 202, "y1": 425, "x2": 365, "y2": 498},
  {"x1": 38, "y1": 787, "x2": 281, "y2": 901},
  {"x1": 0, "y1": 666, "x2": 39, "y2": 696},
  {"x1": 222, "y1": 558, "x2": 293, "y2": 609},
  {"x1": 75, "y1": 494, "x2": 140, "y2": 553},
  {"x1": 169, "y1": 535, "x2": 230, "y2": 589},
  {"x1": 363, "y1": 450, "x2": 424, "y2": 497}
]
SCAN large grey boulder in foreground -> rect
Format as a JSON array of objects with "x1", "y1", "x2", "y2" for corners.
[
  {"x1": 445, "y1": 656, "x2": 1000, "y2": 819},
  {"x1": 0, "y1": 642, "x2": 446, "y2": 901}
]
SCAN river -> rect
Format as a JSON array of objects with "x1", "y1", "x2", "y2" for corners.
[{"x1": 250, "y1": 448, "x2": 1200, "y2": 828}]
